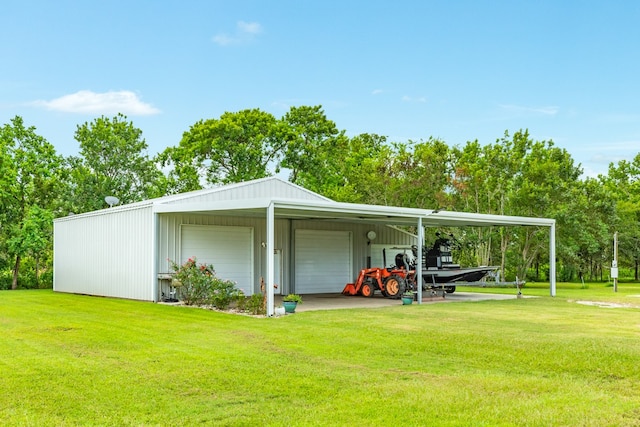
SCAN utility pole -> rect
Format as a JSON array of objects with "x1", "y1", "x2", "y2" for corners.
[{"x1": 612, "y1": 232, "x2": 618, "y2": 293}]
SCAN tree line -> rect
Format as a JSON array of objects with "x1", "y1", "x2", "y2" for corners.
[{"x1": 1, "y1": 106, "x2": 637, "y2": 289}]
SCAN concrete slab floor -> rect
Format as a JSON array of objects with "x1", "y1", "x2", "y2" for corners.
[{"x1": 276, "y1": 291, "x2": 525, "y2": 313}]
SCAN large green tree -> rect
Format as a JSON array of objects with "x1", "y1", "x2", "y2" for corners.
[
  {"x1": 7, "y1": 205, "x2": 53, "y2": 287},
  {"x1": 602, "y1": 154, "x2": 640, "y2": 280},
  {"x1": 390, "y1": 138, "x2": 454, "y2": 210},
  {"x1": 280, "y1": 105, "x2": 343, "y2": 186},
  {"x1": 451, "y1": 131, "x2": 583, "y2": 281},
  {"x1": 159, "y1": 109, "x2": 286, "y2": 191},
  {"x1": 329, "y1": 133, "x2": 393, "y2": 204},
  {"x1": 0, "y1": 116, "x2": 62, "y2": 289},
  {"x1": 506, "y1": 132, "x2": 582, "y2": 281},
  {"x1": 68, "y1": 113, "x2": 163, "y2": 213},
  {"x1": 289, "y1": 132, "x2": 393, "y2": 204},
  {"x1": 556, "y1": 177, "x2": 614, "y2": 281},
  {"x1": 451, "y1": 140, "x2": 510, "y2": 266}
]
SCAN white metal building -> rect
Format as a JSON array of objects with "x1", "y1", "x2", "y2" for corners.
[{"x1": 53, "y1": 177, "x2": 556, "y2": 315}]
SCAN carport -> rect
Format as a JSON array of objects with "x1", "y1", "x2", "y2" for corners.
[{"x1": 155, "y1": 196, "x2": 555, "y2": 316}]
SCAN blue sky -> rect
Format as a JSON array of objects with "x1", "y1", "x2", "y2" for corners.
[{"x1": 2, "y1": 0, "x2": 639, "y2": 177}]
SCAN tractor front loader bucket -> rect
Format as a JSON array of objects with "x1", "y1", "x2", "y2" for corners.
[{"x1": 342, "y1": 283, "x2": 358, "y2": 295}]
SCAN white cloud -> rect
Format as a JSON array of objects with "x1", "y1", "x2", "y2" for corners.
[
  {"x1": 31, "y1": 90, "x2": 160, "y2": 115},
  {"x1": 401, "y1": 95, "x2": 426, "y2": 103},
  {"x1": 238, "y1": 21, "x2": 262, "y2": 35},
  {"x1": 212, "y1": 34, "x2": 235, "y2": 46},
  {"x1": 371, "y1": 89, "x2": 384, "y2": 95},
  {"x1": 213, "y1": 21, "x2": 263, "y2": 46}
]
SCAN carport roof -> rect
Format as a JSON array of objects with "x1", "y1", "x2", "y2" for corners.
[{"x1": 152, "y1": 197, "x2": 554, "y2": 228}]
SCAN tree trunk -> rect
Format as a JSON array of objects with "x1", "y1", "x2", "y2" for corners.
[
  {"x1": 11, "y1": 254, "x2": 21, "y2": 290},
  {"x1": 475, "y1": 227, "x2": 492, "y2": 266},
  {"x1": 500, "y1": 229, "x2": 509, "y2": 281}
]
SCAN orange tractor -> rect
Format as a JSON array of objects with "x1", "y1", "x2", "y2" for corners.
[
  {"x1": 342, "y1": 252, "x2": 417, "y2": 299},
  {"x1": 343, "y1": 235, "x2": 499, "y2": 299}
]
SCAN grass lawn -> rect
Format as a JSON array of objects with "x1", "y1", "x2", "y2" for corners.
[
  {"x1": 1, "y1": 285, "x2": 639, "y2": 426},
  {"x1": 458, "y1": 280, "x2": 640, "y2": 302}
]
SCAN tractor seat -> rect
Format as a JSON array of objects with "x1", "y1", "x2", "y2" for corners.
[{"x1": 395, "y1": 253, "x2": 410, "y2": 270}]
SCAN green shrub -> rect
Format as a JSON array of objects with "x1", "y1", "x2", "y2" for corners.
[
  {"x1": 233, "y1": 290, "x2": 247, "y2": 311},
  {"x1": 169, "y1": 257, "x2": 239, "y2": 307},
  {"x1": 282, "y1": 293, "x2": 303, "y2": 303},
  {"x1": 245, "y1": 294, "x2": 265, "y2": 315},
  {"x1": 0, "y1": 270, "x2": 11, "y2": 290},
  {"x1": 38, "y1": 270, "x2": 53, "y2": 289},
  {"x1": 208, "y1": 281, "x2": 241, "y2": 310}
]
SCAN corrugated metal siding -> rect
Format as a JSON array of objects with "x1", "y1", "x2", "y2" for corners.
[
  {"x1": 54, "y1": 206, "x2": 154, "y2": 301},
  {"x1": 180, "y1": 225, "x2": 254, "y2": 294},
  {"x1": 295, "y1": 229, "x2": 352, "y2": 293},
  {"x1": 291, "y1": 221, "x2": 416, "y2": 285},
  {"x1": 157, "y1": 214, "x2": 291, "y2": 296},
  {"x1": 159, "y1": 214, "x2": 416, "y2": 295}
]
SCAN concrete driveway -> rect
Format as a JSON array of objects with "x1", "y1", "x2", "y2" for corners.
[{"x1": 278, "y1": 291, "x2": 523, "y2": 312}]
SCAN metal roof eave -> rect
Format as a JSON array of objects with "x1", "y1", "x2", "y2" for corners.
[
  {"x1": 152, "y1": 198, "x2": 272, "y2": 214},
  {"x1": 152, "y1": 197, "x2": 554, "y2": 228},
  {"x1": 425, "y1": 210, "x2": 555, "y2": 227}
]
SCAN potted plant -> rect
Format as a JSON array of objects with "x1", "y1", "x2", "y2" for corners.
[
  {"x1": 401, "y1": 290, "x2": 415, "y2": 305},
  {"x1": 282, "y1": 294, "x2": 303, "y2": 313}
]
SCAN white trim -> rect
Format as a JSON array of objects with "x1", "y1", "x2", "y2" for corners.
[
  {"x1": 153, "y1": 199, "x2": 272, "y2": 214},
  {"x1": 54, "y1": 202, "x2": 152, "y2": 222}
]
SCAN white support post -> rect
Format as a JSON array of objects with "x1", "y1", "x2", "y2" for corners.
[
  {"x1": 152, "y1": 212, "x2": 159, "y2": 302},
  {"x1": 549, "y1": 222, "x2": 556, "y2": 297},
  {"x1": 266, "y1": 202, "x2": 275, "y2": 316},
  {"x1": 613, "y1": 232, "x2": 618, "y2": 293},
  {"x1": 417, "y1": 217, "x2": 423, "y2": 304}
]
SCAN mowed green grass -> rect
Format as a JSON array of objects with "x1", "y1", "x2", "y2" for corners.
[{"x1": 1, "y1": 286, "x2": 639, "y2": 426}]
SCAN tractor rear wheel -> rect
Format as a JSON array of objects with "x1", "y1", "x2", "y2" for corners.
[
  {"x1": 360, "y1": 282, "x2": 375, "y2": 297},
  {"x1": 384, "y1": 275, "x2": 406, "y2": 299}
]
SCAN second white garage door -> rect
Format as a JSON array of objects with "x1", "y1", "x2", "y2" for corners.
[
  {"x1": 295, "y1": 229, "x2": 352, "y2": 293},
  {"x1": 180, "y1": 225, "x2": 254, "y2": 295}
]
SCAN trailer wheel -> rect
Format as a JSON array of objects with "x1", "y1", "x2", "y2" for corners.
[
  {"x1": 445, "y1": 286, "x2": 456, "y2": 294},
  {"x1": 360, "y1": 282, "x2": 375, "y2": 297},
  {"x1": 384, "y1": 275, "x2": 406, "y2": 299}
]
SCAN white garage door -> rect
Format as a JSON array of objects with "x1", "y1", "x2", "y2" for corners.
[
  {"x1": 295, "y1": 229, "x2": 352, "y2": 293},
  {"x1": 181, "y1": 225, "x2": 254, "y2": 295}
]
